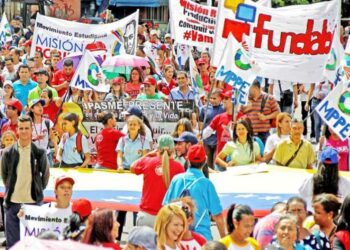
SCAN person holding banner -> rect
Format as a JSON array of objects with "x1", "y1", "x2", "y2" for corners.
[
  {"x1": 1, "y1": 115, "x2": 50, "y2": 249},
  {"x1": 131, "y1": 134, "x2": 185, "y2": 228},
  {"x1": 95, "y1": 112, "x2": 124, "y2": 170}
]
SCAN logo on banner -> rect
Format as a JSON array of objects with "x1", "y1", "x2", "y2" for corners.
[
  {"x1": 235, "y1": 49, "x2": 251, "y2": 70},
  {"x1": 222, "y1": 2, "x2": 333, "y2": 55},
  {"x1": 339, "y1": 91, "x2": 350, "y2": 115},
  {"x1": 326, "y1": 49, "x2": 337, "y2": 70},
  {"x1": 87, "y1": 63, "x2": 101, "y2": 86}
]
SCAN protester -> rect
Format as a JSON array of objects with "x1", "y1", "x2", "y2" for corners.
[
  {"x1": 240, "y1": 80, "x2": 280, "y2": 144},
  {"x1": 334, "y1": 195, "x2": 350, "y2": 249},
  {"x1": 154, "y1": 204, "x2": 187, "y2": 250},
  {"x1": 2, "y1": 57, "x2": 17, "y2": 81},
  {"x1": 171, "y1": 118, "x2": 194, "y2": 138},
  {"x1": 1, "y1": 99, "x2": 22, "y2": 137},
  {"x1": 82, "y1": 208, "x2": 121, "y2": 250},
  {"x1": 1, "y1": 115, "x2": 50, "y2": 249},
  {"x1": 57, "y1": 113, "x2": 91, "y2": 168},
  {"x1": 216, "y1": 119, "x2": 262, "y2": 168},
  {"x1": 125, "y1": 67, "x2": 143, "y2": 99},
  {"x1": 158, "y1": 65, "x2": 176, "y2": 96},
  {"x1": 131, "y1": 134, "x2": 184, "y2": 227},
  {"x1": 0, "y1": 80, "x2": 15, "y2": 115},
  {"x1": 268, "y1": 80, "x2": 298, "y2": 113},
  {"x1": 13, "y1": 65, "x2": 37, "y2": 109},
  {"x1": 105, "y1": 77, "x2": 130, "y2": 101},
  {"x1": 51, "y1": 58, "x2": 75, "y2": 97},
  {"x1": 163, "y1": 144, "x2": 226, "y2": 240},
  {"x1": 220, "y1": 204, "x2": 260, "y2": 249},
  {"x1": 62, "y1": 198, "x2": 93, "y2": 241},
  {"x1": 95, "y1": 111, "x2": 124, "y2": 170},
  {"x1": 136, "y1": 76, "x2": 165, "y2": 100},
  {"x1": 40, "y1": 88, "x2": 61, "y2": 123},
  {"x1": 117, "y1": 115, "x2": 151, "y2": 170},
  {"x1": 170, "y1": 71, "x2": 195, "y2": 100},
  {"x1": 273, "y1": 118, "x2": 315, "y2": 169},
  {"x1": 28, "y1": 68, "x2": 58, "y2": 102},
  {"x1": 124, "y1": 226, "x2": 158, "y2": 250}
]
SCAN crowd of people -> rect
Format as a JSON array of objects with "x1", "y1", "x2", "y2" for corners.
[{"x1": 0, "y1": 10, "x2": 349, "y2": 250}]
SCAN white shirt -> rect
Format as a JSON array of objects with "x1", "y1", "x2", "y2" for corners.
[
  {"x1": 32, "y1": 118, "x2": 54, "y2": 154},
  {"x1": 264, "y1": 133, "x2": 289, "y2": 154}
]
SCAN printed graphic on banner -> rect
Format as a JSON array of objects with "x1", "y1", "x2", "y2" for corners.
[
  {"x1": 70, "y1": 51, "x2": 110, "y2": 93},
  {"x1": 316, "y1": 79, "x2": 350, "y2": 140},
  {"x1": 215, "y1": 34, "x2": 257, "y2": 105},
  {"x1": 189, "y1": 48, "x2": 204, "y2": 97},
  {"x1": 212, "y1": 0, "x2": 271, "y2": 67},
  {"x1": 169, "y1": 0, "x2": 217, "y2": 48},
  {"x1": 20, "y1": 205, "x2": 72, "y2": 239},
  {"x1": 31, "y1": 12, "x2": 138, "y2": 59},
  {"x1": 213, "y1": 0, "x2": 339, "y2": 83},
  {"x1": 0, "y1": 13, "x2": 12, "y2": 45}
]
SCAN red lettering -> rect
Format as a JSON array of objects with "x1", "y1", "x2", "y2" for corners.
[
  {"x1": 222, "y1": 19, "x2": 250, "y2": 42},
  {"x1": 210, "y1": 9, "x2": 217, "y2": 18},
  {"x1": 253, "y1": 14, "x2": 271, "y2": 48}
]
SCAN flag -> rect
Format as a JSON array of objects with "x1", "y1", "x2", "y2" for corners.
[
  {"x1": 70, "y1": 51, "x2": 110, "y2": 93},
  {"x1": 0, "y1": 13, "x2": 12, "y2": 45},
  {"x1": 189, "y1": 48, "x2": 204, "y2": 96},
  {"x1": 215, "y1": 34, "x2": 258, "y2": 105}
]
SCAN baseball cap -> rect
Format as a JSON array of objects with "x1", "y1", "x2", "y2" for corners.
[
  {"x1": 72, "y1": 198, "x2": 92, "y2": 220},
  {"x1": 127, "y1": 227, "x2": 157, "y2": 250},
  {"x1": 144, "y1": 76, "x2": 157, "y2": 86},
  {"x1": 164, "y1": 33, "x2": 171, "y2": 39},
  {"x1": 220, "y1": 90, "x2": 232, "y2": 99},
  {"x1": 150, "y1": 30, "x2": 158, "y2": 36},
  {"x1": 28, "y1": 99, "x2": 45, "y2": 108},
  {"x1": 55, "y1": 175, "x2": 75, "y2": 189},
  {"x1": 197, "y1": 58, "x2": 206, "y2": 65},
  {"x1": 6, "y1": 99, "x2": 22, "y2": 113},
  {"x1": 173, "y1": 131, "x2": 198, "y2": 144},
  {"x1": 112, "y1": 77, "x2": 124, "y2": 85},
  {"x1": 122, "y1": 105, "x2": 143, "y2": 118},
  {"x1": 187, "y1": 144, "x2": 206, "y2": 163},
  {"x1": 321, "y1": 147, "x2": 338, "y2": 164},
  {"x1": 34, "y1": 68, "x2": 49, "y2": 76},
  {"x1": 158, "y1": 134, "x2": 175, "y2": 150},
  {"x1": 3, "y1": 80, "x2": 13, "y2": 88}
]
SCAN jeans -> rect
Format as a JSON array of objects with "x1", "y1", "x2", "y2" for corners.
[
  {"x1": 203, "y1": 144, "x2": 217, "y2": 170},
  {"x1": 4, "y1": 202, "x2": 21, "y2": 249},
  {"x1": 311, "y1": 98, "x2": 323, "y2": 143}
]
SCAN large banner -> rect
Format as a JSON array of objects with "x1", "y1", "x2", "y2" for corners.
[
  {"x1": 170, "y1": 0, "x2": 217, "y2": 48},
  {"x1": 213, "y1": 0, "x2": 339, "y2": 83},
  {"x1": 215, "y1": 34, "x2": 257, "y2": 105},
  {"x1": 316, "y1": 78, "x2": 350, "y2": 140},
  {"x1": 20, "y1": 205, "x2": 71, "y2": 239},
  {"x1": 31, "y1": 12, "x2": 139, "y2": 59}
]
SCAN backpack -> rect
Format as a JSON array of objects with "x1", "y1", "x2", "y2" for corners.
[
  {"x1": 62, "y1": 132, "x2": 84, "y2": 162},
  {"x1": 179, "y1": 176, "x2": 205, "y2": 198},
  {"x1": 121, "y1": 134, "x2": 146, "y2": 151}
]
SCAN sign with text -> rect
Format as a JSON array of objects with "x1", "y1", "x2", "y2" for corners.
[
  {"x1": 20, "y1": 205, "x2": 71, "y2": 239},
  {"x1": 170, "y1": 0, "x2": 217, "y2": 48},
  {"x1": 31, "y1": 12, "x2": 138, "y2": 59}
]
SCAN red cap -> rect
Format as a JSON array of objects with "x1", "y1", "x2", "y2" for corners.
[
  {"x1": 112, "y1": 77, "x2": 124, "y2": 85},
  {"x1": 144, "y1": 76, "x2": 157, "y2": 86},
  {"x1": 55, "y1": 175, "x2": 75, "y2": 189},
  {"x1": 197, "y1": 58, "x2": 207, "y2": 65},
  {"x1": 72, "y1": 199, "x2": 92, "y2": 220},
  {"x1": 23, "y1": 40, "x2": 32, "y2": 47},
  {"x1": 187, "y1": 144, "x2": 206, "y2": 163},
  {"x1": 6, "y1": 99, "x2": 23, "y2": 113},
  {"x1": 220, "y1": 90, "x2": 232, "y2": 99}
]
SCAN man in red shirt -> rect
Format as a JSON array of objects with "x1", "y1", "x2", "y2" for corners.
[
  {"x1": 1, "y1": 99, "x2": 22, "y2": 137},
  {"x1": 202, "y1": 90, "x2": 233, "y2": 156},
  {"x1": 51, "y1": 59, "x2": 75, "y2": 97}
]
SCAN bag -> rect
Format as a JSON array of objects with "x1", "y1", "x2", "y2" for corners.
[
  {"x1": 284, "y1": 140, "x2": 304, "y2": 166},
  {"x1": 179, "y1": 177, "x2": 205, "y2": 198},
  {"x1": 261, "y1": 94, "x2": 276, "y2": 128},
  {"x1": 62, "y1": 132, "x2": 85, "y2": 162},
  {"x1": 279, "y1": 81, "x2": 293, "y2": 106}
]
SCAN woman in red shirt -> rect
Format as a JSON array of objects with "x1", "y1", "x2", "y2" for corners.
[
  {"x1": 125, "y1": 67, "x2": 143, "y2": 99},
  {"x1": 95, "y1": 112, "x2": 124, "y2": 170},
  {"x1": 159, "y1": 65, "x2": 177, "y2": 96}
]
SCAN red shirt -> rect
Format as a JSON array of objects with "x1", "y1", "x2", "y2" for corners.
[
  {"x1": 95, "y1": 128, "x2": 124, "y2": 170},
  {"x1": 133, "y1": 156, "x2": 185, "y2": 215},
  {"x1": 1, "y1": 121, "x2": 18, "y2": 138},
  {"x1": 158, "y1": 78, "x2": 176, "y2": 95},
  {"x1": 181, "y1": 232, "x2": 206, "y2": 250},
  {"x1": 125, "y1": 82, "x2": 141, "y2": 99},
  {"x1": 102, "y1": 242, "x2": 121, "y2": 250},
  {"x1": 43, "y1": 102, "x2": 60, "y2": 123},
  {"x1": 51, "y1": 70, "x2": 75, "y2": 97},
  {"x1": 209, "y1": 112, "x2": 233, "y2": 154}
]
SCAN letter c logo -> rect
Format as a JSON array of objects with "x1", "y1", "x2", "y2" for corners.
[
  {"x1": 338, "y1": 91, "x2": 350, "y2": 115},
  {"x1": 87, "y1": 63, "x2": 99, "y2": 86},
  {"x1": 234, "y1": 49, "x2": 251, "y2": 70}
]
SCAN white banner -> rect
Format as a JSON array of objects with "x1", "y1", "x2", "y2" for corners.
[
  {"x1": 316, "y1": 79, "x2": 350, "y2": 140},
  {"x1": 0, "y1": 13, "x2": 12, "y2": 45},
  {"x1": 70, "y1": 51, "x2": 110, "y2": 92},
  {"x1": 31, "y1": 12, "x2": 138, "y2": 59},
  {"x1": 170, "y1": 0, "x2": 217, "y2": 48},
  {"x1": 213, "y1": 0, "x2": 339, "y2": 83},
  {"x1": 215, "y1": 34, "x2": 257, "y2": 105},
  {"x1": 20, "y1": 204, "x2": 71, "y2": 239}
]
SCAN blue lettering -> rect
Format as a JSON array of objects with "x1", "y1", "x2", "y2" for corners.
[
  {"x1": 36, "y1": 35, "x2": 48, "y2": 47},
  {"x1": 52, "y1": 38, "x2": 59, "y2": 49},
  {"x1": 74, "y1": 75, "x2": 92, "y2": 90},
  {"x1": 318, "y1": 100, "x2": 335, "y2": 120},
  {"x1": 24, "y1": 226, "x2": 37, "y2": 237},
  {"x1": 334, "y1": 116, "x2": 346, "y2": 128},
  {"x1": 340, "y1": 124, "x2": 350, "y2": 138},
  {"x1": 35, "y1": 35, "x2": 84, "y2": 53}
]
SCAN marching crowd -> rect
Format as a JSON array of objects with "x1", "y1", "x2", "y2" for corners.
[{"x1": 0, "y1": 12, "x2": 349, "y2": 250}]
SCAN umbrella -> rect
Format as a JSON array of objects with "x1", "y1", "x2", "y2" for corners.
[
  {"x1": 102, "y1": 54, "x2": 150, "y2": 80},
  {"x1": 11, "y1": 238, "x2": 108, "y2": 250}
]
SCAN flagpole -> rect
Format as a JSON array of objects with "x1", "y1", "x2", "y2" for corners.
[{"x1": 200, "y1": 80, "x2": 215, "y2": 137}]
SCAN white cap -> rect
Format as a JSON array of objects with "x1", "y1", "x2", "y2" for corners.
[
  {"x1": 165, "y1": 33, "x2": 171, "y2": 39},
  {"x1": 3, "y1": 80, "x2": 13, "y2": 88},
  {"x1": 150, "y1": 30, "x2": 158, "y2": 36}
]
